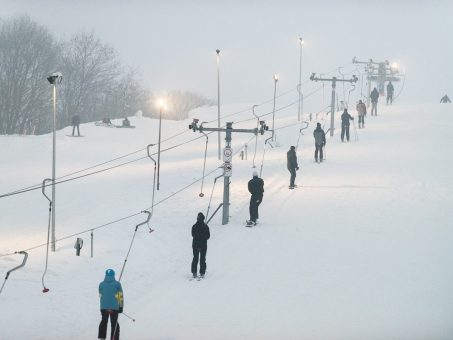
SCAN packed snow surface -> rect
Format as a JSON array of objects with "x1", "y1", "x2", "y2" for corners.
[{"x1": 1, "y1": 102, "x2": 453, "y2": 339}]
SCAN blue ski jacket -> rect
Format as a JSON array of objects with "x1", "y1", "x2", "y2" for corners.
[{"x1": 99, "y1": 273, "x2": 124, "y2": 311}]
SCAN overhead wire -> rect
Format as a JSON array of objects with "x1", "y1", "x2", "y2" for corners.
[{"x1": 0, "y1": 132, "x2": 256, "y2": 259}]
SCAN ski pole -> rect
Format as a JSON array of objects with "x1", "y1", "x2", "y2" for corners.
[{"x1": 122, "y1": 312, "x2": 136, "y2": 322}]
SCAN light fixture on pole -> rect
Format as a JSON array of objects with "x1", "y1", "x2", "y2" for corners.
[
  {"x1": 157, "y1": 98, "x2": 165, "y2": 191},
  {"x1": 298, "y1": 37, "x2": 304, "y2": 121},
  {"x1": 272, "y1": 74, "x2": 278, "y2": 142},
  {"x1": 216, "y1": 49, "x2": 221, "y2": 160},
  {"x1": 46, "y1": 72, "x2": 62, "y2": 252}
]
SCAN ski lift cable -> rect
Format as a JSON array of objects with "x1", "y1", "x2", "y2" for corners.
[
  {"x1": 3, "y1": 64, "x2": 348, "y2": 198},
  {"x1": 0, "y1": 137, "x2": 252, "y2": 258},
  {"x1": 0, "y1": 131, "x2": 216, "y2": 199},
  {"x1": 234, "y1": 85, "x2": 324, "y2": 125},
  {"x1": 203, "y1": 62, "x2": 346, "y2": 125}
]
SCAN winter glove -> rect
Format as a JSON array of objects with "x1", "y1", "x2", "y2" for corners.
[
  {"x1": 119, "y1": 306, "x2": 123, "y2": 313},
  {"x1": 296, "y1": 167, "x2": 299, "y2": 171}
]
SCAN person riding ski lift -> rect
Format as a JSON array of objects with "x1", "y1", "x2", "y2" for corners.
[{"x1": 98, "y1": 269, "x2": 123, "y2": 340}]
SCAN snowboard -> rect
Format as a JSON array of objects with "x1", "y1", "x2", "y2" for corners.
[
  {"x1": 116, "y1": 125, "x2": 136, "y2": 129},
  {"x1": 66, "y1": 135, "x2": 84, "y2": 137}
]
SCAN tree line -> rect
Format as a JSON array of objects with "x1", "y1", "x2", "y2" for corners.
[{"x1": 0, "y1": 16, "x2": 213, "y2": 135}]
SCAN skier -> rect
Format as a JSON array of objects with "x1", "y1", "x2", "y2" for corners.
[
  {"x1": 102, "y1": 117, "x2": 112, "y2": 125},
  {"x1": 71, "y1": 115, "x2": 81, "y2": 136},
  {"x1": 122, "y1": 117, "x2": 130, "y2": 127},
  {"x1": 247, "y1": 171, "x2": 264, "y2": 226},
  {"x1": 386, "y1": 81, "x2": 394, "y2": 105},
  {"x1": 313, "y1": 123, "x2": 326, "y2": 163},
  {"x1": 341, "y1": 109, "x2": 354, "y2": 142},
  {"x1": 286, "y1": 146, "x2": 299, "y2": 189},
  {"x1": 98, "y1": 269, "x2": 124, "y2": 340},
  {"x1": 370, "y1": 87, "x2": 379, "y2": 116},
  {"x1": 356, "y1": 100, "x2": 367, "y2": 128},
  {"x1": 191, "y1": 212, "x2": 210, "y2": 279},
  {"x1": 440, "y1": 94, "x2": 451, "y2": 103}
]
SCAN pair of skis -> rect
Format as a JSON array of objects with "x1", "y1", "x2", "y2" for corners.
[{"x1": 189, "y1": 274, "x2": 205, "y2": 281}]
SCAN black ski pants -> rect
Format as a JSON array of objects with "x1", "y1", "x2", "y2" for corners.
[
  {"x1": 249, "y1": 196, "x2": 262, "y2": 222},
  {"x1": 98, "y1": 309, "x2": 120, "y2": 340},
  {"x1": 341, "y1": 124, "x2": 350, "y2": 142},
  {"x1": 387, "y1": 94, "x2": 393, "y2": 105},
  {"x1": 315, "y1": 144, "x2": 324, "y2": 161},
  {"x1": 371, "y1": 101, "x2": 377, "y2": 116},
  {"x1": 288, "y1": 167, "x2": 296, "y2": 187},
  {"x1": 72, "y1": 124, "x2": 80, "y2": 136},
  {"x1": 192, "y1": 247, "x2": 207, "y2": 275},
  {"x1": 358, "y1": 115, "x2": 365, "y2": 127}
]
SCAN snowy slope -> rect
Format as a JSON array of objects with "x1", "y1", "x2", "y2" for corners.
[{"x1": 1, "y1": 102, "x2": 453, "y2": 340}]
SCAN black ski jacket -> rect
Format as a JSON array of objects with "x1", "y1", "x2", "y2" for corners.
[
  {"x1": 192, "y1": 220, "x2": 210, "y2": 249},
  {"x1": 341, "y1": 112, "x2": 354, "y2": 126},
  {"x1": 287, "y1": 149, "x2": 298, "y2": 170},
  {"x1": 370, "y1": 89, "x2": 379, "y2": 103},
  {"x1": 72, "y1": 115, "x2": 80, "y2": 126},
  {"x1": 248, "y1": 176, "x2": 264, "y2": 199},
  {"x1": 313, "y1": 127, "x2": 326, "y2": 146}
]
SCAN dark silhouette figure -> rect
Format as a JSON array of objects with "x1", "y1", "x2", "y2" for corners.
[
  {"x1": 440, "y1": 94, "x2": 451, "y2": 103},
  {"x1": 191, "y1": 212, "x2": 210, "y2": 278},
  {"x1": 313, "y1": 123, "x2": 326, "y2": 163},
  {"x1": 247, "y1": 171, "x2": 264, "y2": 225},
  {"x1": 356, "y1": 100, "x2": 367, "y2": 128},
  {"x1": 341, "y1": 109, "x2": 354, "y2": 142},
  {"x1": 286, "y1": 146, "x2": 299, "y2": 188},
  {"x1": 386, "y1": 82, "x2": 394, "y2": 105},
  {"x1": 122, "y1": 117, "x2": 130, "y2": 127},
  {"x1": 72, "y1": 115, "x2": 80, "y2": 136},
  {"x1": 370, "y1": 88, "x2": 379, "y2": 115},
  {"x1": 98, "y1": 269, "x2": 123, "y2": 340}
]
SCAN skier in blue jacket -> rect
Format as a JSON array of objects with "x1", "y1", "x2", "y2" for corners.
[{"x1": 98, "y1": 269, "x2": 124, "y2": 340}]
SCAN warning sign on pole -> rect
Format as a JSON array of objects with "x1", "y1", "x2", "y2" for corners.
[
  {"x1": 223, "y1": 163, "x2": 232, "y2": 177},
  {"x1": 223, "y1": 146, "x2": 233, "y2": 162}
]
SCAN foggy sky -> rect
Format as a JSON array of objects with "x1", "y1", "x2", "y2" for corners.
[{"x1": 1, "y1": 0, "x2": 452, "y2": 107}]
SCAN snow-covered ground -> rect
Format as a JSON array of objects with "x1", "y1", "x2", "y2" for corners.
[{"x1": 1, "y1": 101, "x2": 453, "y2": 339}]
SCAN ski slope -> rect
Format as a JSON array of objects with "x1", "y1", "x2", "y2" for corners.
[{"x1": 1, "y1": 102, "x2": 453, "y2": 340}]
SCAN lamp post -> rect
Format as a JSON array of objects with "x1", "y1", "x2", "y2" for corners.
[
  {"x1": 157, "y1": 99, "x2": 165, "y2": 191},
  {"x1": 297, "y1": 37, "x2": 304, "y2": 121},
  {"x1": 46, "y1": 72, "x2": 62, "y2": 252},
  {"x1": 216, "y1": 49, "x2": 221, "y2": 160},
  {"x1": 272, "y1": 74, "x2": 278, "y2": 142}
]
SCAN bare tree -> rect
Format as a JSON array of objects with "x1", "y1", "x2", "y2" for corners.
[
  {"x1": 59, "y1": 32, "x2": 121, "y2": 125},
  {"x1": 0, "y1": 16, "x2": 58, "y2": 134},
  {"x1": 103, "y1": 69, "x2": 147, "y2": 119}
]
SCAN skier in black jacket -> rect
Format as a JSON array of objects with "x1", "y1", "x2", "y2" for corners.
[
  {"x1": 247, "y1": 171, "x2": 264, "y2": 225},
  {"x1": 370, "y1": 87, "x2": 379, "y2": 116},
  {"x1": 386, "y1": 82, "x2": 394, "y2": 105},
  {"x1": 191, "y1": 212, "x2": 210, "y2": 278},
  {"x1": 72, "y1": 115, "x2": 81, "y2": 136},
  {"x1": 313, "y1": 123, "x2": 326, "y2": 163},
  {"x1": 440, "y1": 94, "x2": 451, "y2": 103},
  {"x1": 286, "y1": 146, "x2": 299, "y2": 189},
  {"x1": 341, "y1": 109, "x2": 354, "y2": 142}
]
